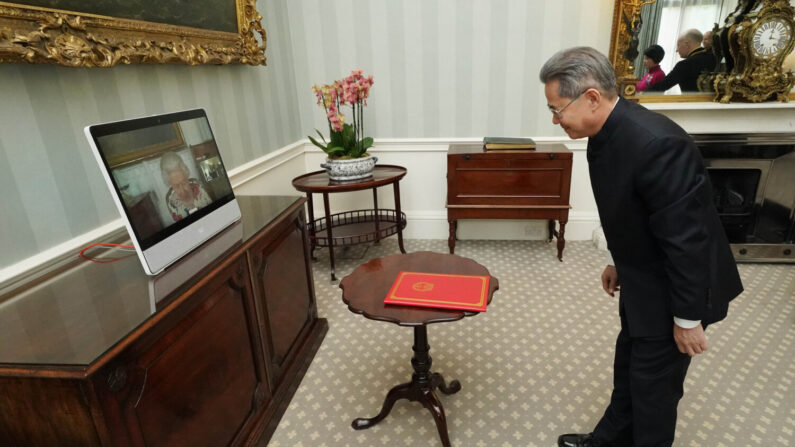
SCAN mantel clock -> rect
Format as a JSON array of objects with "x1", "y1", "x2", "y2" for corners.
[{"x1": 716, "y1": 0, "x2": 795, "y2": 102}]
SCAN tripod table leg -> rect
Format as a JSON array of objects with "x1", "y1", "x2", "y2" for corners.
[{"x1": 351, "y1": 382, "x2": 412, "y2": 430}]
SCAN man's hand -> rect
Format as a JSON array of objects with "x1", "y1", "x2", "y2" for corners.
[
  {"x1": 673, "y1": 323, "x2": 708, "y2": 357},
  {"x1": 601, "y1": 265, "x2": 620, "y2": 297}
]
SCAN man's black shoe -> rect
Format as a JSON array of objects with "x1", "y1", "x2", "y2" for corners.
[{"x1": 558, "y1": 433, "x2": 601, "y2": 447}]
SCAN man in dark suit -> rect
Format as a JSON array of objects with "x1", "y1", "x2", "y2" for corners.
[
  {"x1": 647, "y1": 29, "x2": 715, "y2": 92},
  {"x1": 539, "y1": 47, "x2": 743, "y2": 447}
]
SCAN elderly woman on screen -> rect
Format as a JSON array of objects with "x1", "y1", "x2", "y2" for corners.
[{"x1": 160, "y1": 152, "x2": 212, "y2": 222}]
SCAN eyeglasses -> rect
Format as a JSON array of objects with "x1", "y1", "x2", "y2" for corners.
[{"x1": 548, "y1": 90, "x2": 586, "y2": 118}]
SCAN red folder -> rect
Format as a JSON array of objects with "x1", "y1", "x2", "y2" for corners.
[{"x1": 384, "y1": 271, "x2": 489, "y2": 312}]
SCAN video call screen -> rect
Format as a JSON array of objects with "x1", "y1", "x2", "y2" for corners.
[{"x1": 92, "y1": 112, "x2": 234, "y2": 249}]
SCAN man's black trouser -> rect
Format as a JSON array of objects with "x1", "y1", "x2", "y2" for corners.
[{"x1": 592, "y1": 312, "x2": 694, "y2": 447}]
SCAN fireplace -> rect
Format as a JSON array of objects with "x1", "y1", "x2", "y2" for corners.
[{"x1": 693, "y1": 133, "x2": 795, "y2": 263}]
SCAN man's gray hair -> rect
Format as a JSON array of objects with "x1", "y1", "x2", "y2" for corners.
[
  {"x1": 681, "y1": 28, "x2": 703, "y2": 45},
  {"x1": 160, "y1": 152, "x2": 190, "y2": 185},
  {"x1": 539, "y1": 46, "x2": 618, "y2": 99}
]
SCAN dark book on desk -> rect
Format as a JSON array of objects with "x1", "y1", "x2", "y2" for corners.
[
  {"x1": 483, "y1": 136, "x2": 536, "y2": 151},
  {"x1": 384, "y1": 271, "x2": 489, "y2": 312}
]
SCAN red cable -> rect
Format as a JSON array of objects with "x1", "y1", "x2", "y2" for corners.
[{"x1": 79, "y1": 242, "x2": 136, "y2": 264}]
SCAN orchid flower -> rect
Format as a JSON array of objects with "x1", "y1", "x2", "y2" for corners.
[{"x1": 308, "y1": 69, "x2": 375, "y2": 159}]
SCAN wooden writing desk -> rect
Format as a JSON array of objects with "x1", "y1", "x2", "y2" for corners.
[{"x1": 446, "y1": 143, "x2": 573, "y2": 260}]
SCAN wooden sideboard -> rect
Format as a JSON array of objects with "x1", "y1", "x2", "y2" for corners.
[
  {"x1": 0, "y1": 195, "x2": 327, "y2": 447},
  {"x1": 446, "y1": 143, "x2": 573, "y2": 260}
]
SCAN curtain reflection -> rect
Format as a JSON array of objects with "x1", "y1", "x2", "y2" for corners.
[{"x1": 634, "y1": 2, "x2": 665, "y2": 78}]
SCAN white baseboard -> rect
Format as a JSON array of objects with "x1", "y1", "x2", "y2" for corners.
[
  {"x1": 229, "y1": 140, "x2": 306, "y2": 189},
  {"x1": 402, "y1": 210, "x2": 600, "y2": 241}
]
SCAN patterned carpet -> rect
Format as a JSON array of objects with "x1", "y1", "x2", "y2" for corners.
[{"x1": 268, "y1": 239, "x2": 794, "y2": 447}]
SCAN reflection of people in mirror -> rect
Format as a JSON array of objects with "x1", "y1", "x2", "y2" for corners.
[
  {"x1": 636, "y1": 45, "x2": 666, "y2": 92},
  {"x1": 647, "y1": 29, "x2": 715, "y2": 92},
  {"x1": 160, "y1": 152, "x2": 212, "y2": 222},
  {"x1": 702, "y1": 30, "x2": 713, "y2": 50}
]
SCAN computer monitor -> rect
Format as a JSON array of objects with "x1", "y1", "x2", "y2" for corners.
[{"x1": 85, "y1": 109, "x2": 241, "y2": 275}]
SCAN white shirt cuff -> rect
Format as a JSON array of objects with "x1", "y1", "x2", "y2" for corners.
[
  {"x1": 673, "y1": 317, "x2": 701, "y2": 329},
  {"x1": 606, "y1": 250, "x2": 614, "y2": 266}
]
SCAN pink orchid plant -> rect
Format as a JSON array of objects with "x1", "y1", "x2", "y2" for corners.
[{"x1": 309, "y1": 69, "x2": 374, "y2": 159}]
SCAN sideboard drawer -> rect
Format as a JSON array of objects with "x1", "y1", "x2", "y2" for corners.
[{"x1": 447, "y1": 150, "x2": 572, "y2": 207}]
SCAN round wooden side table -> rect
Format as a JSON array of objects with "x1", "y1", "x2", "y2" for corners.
[
  {"x1": 292, "y1": 165, "x2": 407, "y2": 281},
  {"x1": 339, "y1": 251, "x2": 499, "y2": 447}
]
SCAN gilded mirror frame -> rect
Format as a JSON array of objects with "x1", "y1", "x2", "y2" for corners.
[{"x1": 0, "y1": 0, "x2": 266, "y2": 67}]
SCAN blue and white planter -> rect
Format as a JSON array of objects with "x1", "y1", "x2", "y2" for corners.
[{"x1": 321, "y1": 154, "x2": 378, "y2": 181}]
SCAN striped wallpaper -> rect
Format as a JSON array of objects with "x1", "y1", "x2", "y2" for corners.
[
  {"x1": 0, "y1": 0, "x2": 615, "y2": 270},
  {"x1": 288, "y1": 0, "x2": 615, "y2": 139}
]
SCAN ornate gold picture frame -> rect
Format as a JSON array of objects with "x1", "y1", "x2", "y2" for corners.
[
  {"x1": 0, "y1": 0, "x2": 266, "y2": 67},
  {"x1": 104, "y1": 123, "x2": 185, "y2": 168}
]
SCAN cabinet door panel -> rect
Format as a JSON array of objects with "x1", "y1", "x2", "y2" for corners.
[
  {"x1": 252, "y1": 221, "x2": 313, "y2": 388},
  {"x1": 113, "y1": 260, "x2": 265, "y2": 447},
  {"x1": 0, "y1": 378, "x2": 101, "y2": 447}
]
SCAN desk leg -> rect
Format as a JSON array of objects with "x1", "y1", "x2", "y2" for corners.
[
  {"x1": 557, "y1": 220, "x2": 567, "y2": 262},
  {"x1": 306, "y1": 193, "x2": 317, "y2": 261},
  {"x1": 393, "y1": 181, "x2": 406, "y2": 254},
  {"x1": 547, "y1": 219, "x2": 556, "y2": 243},
  {"x1": 352, "y1": 326, "x2": 458, "y2": 447},
  {"x1": 322, "y1": 192, "x2": 336, "y2": 281},
  {"x1": 372, "y1": 187, "x2": 381, "y2": 245},
  {"x1": 447, "y1": 220, "x2": 457, "y2": 254}
]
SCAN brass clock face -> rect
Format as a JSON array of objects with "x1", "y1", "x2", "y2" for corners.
[{"x1": 751, "y1": 19, "x2": 792, "y2": 57}]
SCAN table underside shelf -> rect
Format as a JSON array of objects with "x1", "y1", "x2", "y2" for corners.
[{"x1": 308, "y1": 209, "x2": 407, "y2": 247}]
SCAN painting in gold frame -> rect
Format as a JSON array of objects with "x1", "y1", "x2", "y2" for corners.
[
  {"x1": 0, "y1": 0, "x2": 266, "y2": 67},
  {"x1": 103, "y1": 123, "x2": 186, "y2": 168}
]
